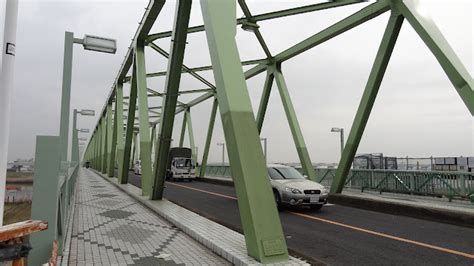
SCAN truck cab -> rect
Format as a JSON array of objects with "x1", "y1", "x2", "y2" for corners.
[
  {"x1": 168, "y1": 157, "x2": 196, "y2": 181},
  {"x1": 167, "y1": 147, "x2": 196, "y2": 181}
]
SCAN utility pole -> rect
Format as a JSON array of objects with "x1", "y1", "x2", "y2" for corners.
[{"x1": 0, "y1": 0, "x2": 19, "y2": 226}]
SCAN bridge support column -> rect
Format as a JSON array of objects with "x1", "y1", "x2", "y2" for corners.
[
  {"x1": 152, "y1": 0, "x2": 192, "y2": 200},
  {"x1": 101, "y1": 114, "x2": 108, "y2": 174},
  {"x1": 256, "y1": 70, "x2": 274, "y2": 133},
  {"x1": 200, "y1": 0, "x2": 289, "y2": 263},
  {"x1": 200, "y1": 98, "x2": 218, "y2": 177},
  {"x1": 115, "y1": 82, "x2": 126, "y2": 183},
  {"x1": 273, "y1": 65, "x2": 316, "y2": 181},
  {"x1": 185, "y1": 108, "x2": 196, "y2": 163},
  {"x1": 106, "y1": 101, "x2": 115, "y2": 177},
  {"x1": 120, "y1": 67, "x2": 138, "y2": 184},
  {"x1": 135, "y1": 43, "x2": 153, "y2": 196},
  {"x1": 179, "y1": 111, "x2": 187, "y2": 147},
  {"x1": 331, "y1": 12, "x2": 404, "y2": 193}
]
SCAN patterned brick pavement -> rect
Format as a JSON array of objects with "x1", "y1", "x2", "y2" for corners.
[{"x1": 66, "y1": 169, "x2": 230, "y2": 265}]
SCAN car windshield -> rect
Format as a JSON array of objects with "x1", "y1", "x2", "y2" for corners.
[
  {"x1": 268, "y1": 167, "x2": 305, "y2": 180},
  {"x1": 175, "y1": 158, "x2": 194, "y2": 168}
]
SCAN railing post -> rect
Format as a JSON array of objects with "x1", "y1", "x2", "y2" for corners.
[{"x1": 29, "y1": 136, "x2": 61, "y2": 265}]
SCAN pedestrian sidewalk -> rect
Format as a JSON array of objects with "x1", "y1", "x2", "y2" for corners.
[{"x1": 63, "y1": 168, "x2": 230, "y2": 265}]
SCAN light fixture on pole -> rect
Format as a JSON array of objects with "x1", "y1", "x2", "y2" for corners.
[
  {"x1": 72, "y1": 109, "x2": 95, "y2": 163},
  {"x1": 331, "y1": 127, "x2": 345, "y2": 157},
  {"x1": 78, "y1": 129, "x2": 90, "y2": 133},
  {"x1": 58, "y1": 31, "x2": 116, "y2": 167},
  {"x1": 217, "y1": 143, "x2": 225, "y2": 166}
]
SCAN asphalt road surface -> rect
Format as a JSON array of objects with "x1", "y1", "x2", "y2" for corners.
[{"x1": 125, "y1": 171, "x2": 474, "y2": 265}]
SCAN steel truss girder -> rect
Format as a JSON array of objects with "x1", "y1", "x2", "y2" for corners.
[
  {"x1": 152, "y1": 0, "x2": 193, "y2": 200},
  {"x1": 147, "y1": 0, "x2": 365, "y2": 42},
  {"x1": 331, "y1": 10, "x2": 404, "y2": 193},
  {"x1": 135, "y1": 43, "x2": 154, "y2": 196},
  {"x1": 200, "y1": 0, "x2": 288, "y2": 263}
]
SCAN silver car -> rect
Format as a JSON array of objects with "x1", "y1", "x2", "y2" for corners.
[{"x1": 268, "y1": 164, "x2": 329, "y2": 210}]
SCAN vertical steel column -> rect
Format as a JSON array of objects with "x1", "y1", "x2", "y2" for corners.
[
  {"x1": 97, "y1": 123, "x2": 102, "y2": 170},
  {"x1": 131, "y1": 132, "x2": 138, "y2": 169},
  {"x1": 201, "y1": 0, "x2": 289, "y2": 262},
  {"x1": 115, "y1": 83, "x2": 126, "y2": 182},
  {"x1": 150, "y1": 124, "x2": 156, "y2": 156},
  {"x1": 71, "y1": 110, "x2": 79, "y2": 163},
  {"x1": 135, "y1": 44, "x2": 154, "y2": 196},
  {"x1": 152, "y1": 0, "x2": 192, "y2": 200},
  {"x1": 256, "y1": 70, "x2": 274, "y2": 133},
  {"x1": 331, "y1": 12, "x2": 404, "y2": 193},
  {"x1": 273, "y1": 65, "x2": 316, "y2": 180},
  {"x1": 106, "y1": 101, "x2": 115, "y2": 177},
  {"x1": 179, "y1": 112, "x2": 187, "y2": 147},
  {"x1": 199, "y1": 98, "x2": 218, "y2": 177},
  {"x1": 120, "y1": 68, "x2": 138, "y2": 183},
  {"x1": 394, "y1": 1, "x2": 473, "y2": 115},
  {"x1": 101, "y1": 114, "x2": 108, "y2": 174},
  {"x1": 185, "y1": 108, "x2": 196, "y2": 162},
  {"x1": 59, "y1": 32, "x2": 74, "y2": 166}
]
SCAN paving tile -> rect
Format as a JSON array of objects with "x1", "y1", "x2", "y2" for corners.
[{"x1": 64, "y1": 169, "x2": 230, "y2": 265}]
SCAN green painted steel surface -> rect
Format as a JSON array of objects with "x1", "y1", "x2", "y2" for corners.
[
  {"x1": 256, "y1": 70, "x2": 274, "y2": 133},
  {"x1": 179, "y1": 111, "x2": 187, "y2": 147},
  {"x1": 106, "y1": 102, "x2": 114, "y2": 176},
  {"x1": 101, "y1": 114, "x2": 108, "y2": 174},
  {"x1": 135, "y1": 43, "x2": 153, "y2": 196},
  {"x1": 200, "y1": 0, "x2": 288, "y2": 263},
  {"x1": 331, "y1": 12, "x2": 404, "y2": 193},
  {"x1": 199, "y1": 98, "x2": 218, "y2": 177},
  {"x1": 152, "y1": 0, "x2": 192, "y2": 200},
  {"x1": 273, "y1": 65, "x2": 316, "y2": 181},
  {"x1": 121, "y1": 67, "x2": 138, "y2": 184},
  {"x1": 59, "y1": 32, "x2": 74, "y2": 165},
  {"x1": 29, "y1": 136, "x2": 62, "y2": 265},
  {"x1": 185, "y1": 108, "x2": 196, "y2": 163},
  {"x1": 108, "y1": 99, "x2": 118, "y2": 177},
  {"x1": 71, "y1": 110, "x2": 79, "y2": 163},
  {"x1": 393, "y1": 0, "x2": 473, "y2": 115}
]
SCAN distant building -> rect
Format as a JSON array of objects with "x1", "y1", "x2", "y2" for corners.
[
  {"x1": 432, "y1": 157, "x2": 473, "y2": 172},
  {"x1": 353, "y1": 153, "x2": 398, "y2": 170},
  {"x1": 7, "y1": 159, "x2": 34, "y2": 172}
]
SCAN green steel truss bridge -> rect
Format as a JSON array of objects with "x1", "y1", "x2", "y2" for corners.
[{"x1": 52, "y1": 0, "x2": 472, "y2": 263}]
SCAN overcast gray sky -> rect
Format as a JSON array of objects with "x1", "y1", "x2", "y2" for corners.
[{"x1": 2, "y1": 0, "x2": 473, "y2": 164}]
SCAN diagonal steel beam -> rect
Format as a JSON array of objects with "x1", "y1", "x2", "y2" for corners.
[
  {"x1": 237, "y1": 0, "x2": 272, "y2": 58},
  {"x1": 148, "y1": 42, "x2": 216, "y2": 89},
  {"x1": 275, "y1": 0, "x2": 390, "y2": 62},
  {"x1": 152, "y1": 0, "x2": 192, "y2": 200},
  {"x1": 393, "y1": 0, "x2": 473, "y2": 115},
  {"x1": 147, "y1": 0, "x2": 365, "y2": 42},
  {"x1": 331, "y1": 11, "x2": 404, "y2": 193}
]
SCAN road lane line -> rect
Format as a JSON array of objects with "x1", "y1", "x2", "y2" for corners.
[{"x1": 167, "y1": 182, "x2": 474, "y2": 260}]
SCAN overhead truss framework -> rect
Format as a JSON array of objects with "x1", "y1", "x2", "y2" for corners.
[{"x1": 83, "y1": 0, "x2": 473, "y2": 263}]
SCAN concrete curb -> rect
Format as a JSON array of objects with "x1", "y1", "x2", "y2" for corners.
[
  {"x1": 91, "y1": 170, "x2": 308, "y2": 266},
  {"x1": 328, "y1": 194, "x2": 474, "y2": 228},
  {"x1": 199, "y1": 176, "x2": 474, "y2": 228}
]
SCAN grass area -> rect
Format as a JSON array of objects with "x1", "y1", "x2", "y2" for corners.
[
  {"x1": 3, "y1": 202, "x2": 31, "y2": 225},
  {"x1": 6, "y1": 172, "x2": 33, "y2": 178}
]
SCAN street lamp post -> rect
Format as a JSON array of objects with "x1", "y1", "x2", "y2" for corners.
[
  {"x1": 331, "y1": 127, "x2": 345, "y2": 157},
  {"x1": 58, "y1": 32, "x2": 116, "y2": 169},
  {"x1": 217, "y1": 143, "x2": 225, "y2": 166},
  {"x1": 72, "y1": 109, "x2": 95, "y2": 163},
  {"x1": 260, "y1": 138, "x2": 267, "y2": 163}
]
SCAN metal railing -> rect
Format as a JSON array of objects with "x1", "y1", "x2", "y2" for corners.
[{"x1": 202, "y1": 164, "x2": 474, "y2": 202}]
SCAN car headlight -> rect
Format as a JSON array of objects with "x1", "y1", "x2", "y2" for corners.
[{"x1": 284, "y1": 187, "x2": 302, "y2": 194}]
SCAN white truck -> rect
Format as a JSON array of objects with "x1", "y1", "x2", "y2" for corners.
[{"x1": 166, "y1": 147, "x2": 196, "y2": 181}]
